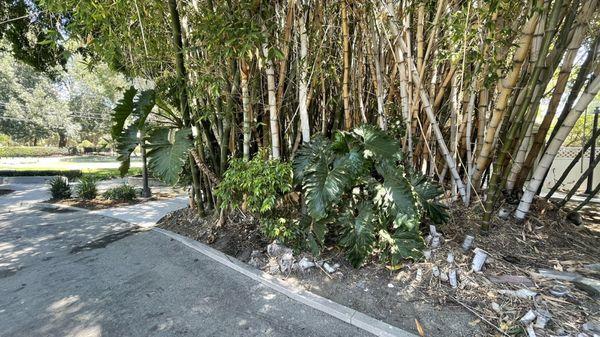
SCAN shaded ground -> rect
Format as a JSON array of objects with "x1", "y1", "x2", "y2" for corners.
[
  {"x1": 158, "y1": 197, "x2": 600, "y2": 337},
  {"x1": 158, "y1": 209, "x2": 485, "y2": 337},
  {"x1": 0, "y1": 189, "x2": 14, "y2": 196},
  {"x1": 0, "y1": 205, "x2": 371, "y2": 337}
]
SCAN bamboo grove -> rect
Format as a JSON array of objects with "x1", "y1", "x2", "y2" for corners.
[{"x1": 34, "y1": 0, "x2": 600, "y2": 225}]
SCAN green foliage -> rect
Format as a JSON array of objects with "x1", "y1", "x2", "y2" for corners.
[
  {"x1": 0, "y1": 133, "x2": 12, "y2": 146},
  {"x1": 215, "y1": 149, "x2": 292, "y2": 214},
  {"x1": 146, "y1": 127, "x2": 192, "y2": 185},
  {"x1": 82, "y1": 168, "x2": 142, "y2": 181},
  {"x1": 75, "y1": 176, "x2": 97, "y2": 200},
  {"x1": 260, "y1": 217, "x2": 303, "y2": 247},
  {"x1": 0, "y1": 169, "x2": 82, "y2": 180},
  {"x1": 48, "y1": 177, "x2": 71, "y2": 199},
  {"x1": 112, "y1": 87, "x2": 161, "y2": 177},
  {"x1": 79, "y1": 140, "x2": 94, "y2": 148},
  {"x1": 102, "y1": 184, "x2": 138, "y2": 201},
  {"x1": 294, "y1": 126, "x2": 447, "y2": 267},
  {"x1": 0, "y1": 146, "x2": 69, "y2": 157}
]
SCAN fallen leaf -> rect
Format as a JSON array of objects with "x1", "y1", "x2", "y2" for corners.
[
  {"x1": 469, "y1": 319, "x2": 481, "y2": 326},
  {"x1": 415, "y1": 318, "x2": 425, "y2": 337}
]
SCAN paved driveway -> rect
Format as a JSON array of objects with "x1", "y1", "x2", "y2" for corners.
[{"x1": 0, "y1": 205, "x2": 370, "y2": 337}]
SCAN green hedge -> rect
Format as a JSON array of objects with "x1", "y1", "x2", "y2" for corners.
[
  {"x1": 0, "y1": 170, "x2": 82, "y2": 180},
  {"x1": 0, "y1": 146, "x2": 70, "y2": 158}
]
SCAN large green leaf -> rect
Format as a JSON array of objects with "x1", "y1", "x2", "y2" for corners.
[
  {"x1": 379, "y1": 229, "x2": 424, "y2": 265},
  {"x1": 134, "y1": 89, "x2": 155, "y2": 127},
  {"x1": 340, "y1": 203, "x2": 376, "y2": 267},
  {"x1": 146, "y1": 128, "x2": 192, "y2": 185},
  {"x1": 352, "y1": 124, "x2": 402, "y2": 160},
  {"x1": 304, "y1": 151, "x2": 358, "y2": 220},
  {"x1": 374, "y1": 162, "x2": 420, "y2": 230},
  {"x1": 111, "y1": 86, "x2": 137, "y2": 139},
  {"x1": 293, "y1": 135, "x2": 331, "y2": 184},
  {"x1": 115, "y1": 124, "x2": 139, "y2": 176},
  {"x1": 409, "y1": 172, "x2": 449, "y2": 224}
]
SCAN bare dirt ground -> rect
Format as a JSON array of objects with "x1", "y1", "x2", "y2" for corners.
[{"x1": 157, "y1": 198, "x2": 599, "y2": 337}]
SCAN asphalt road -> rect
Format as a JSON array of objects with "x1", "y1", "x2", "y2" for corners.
[{"x1": 0, "y1": 205, "x2": 371, "y2": 337}]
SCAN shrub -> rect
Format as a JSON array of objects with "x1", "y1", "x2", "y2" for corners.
[
  {"x1": 215, "y1": 149, "x2": 292, "y2": 214},
  {"x1": 0, "y1": 146, "x2": 69, "y2": 158},
  {"x1": 215, "y1": 149, "x2": 297, "y2": 246},
  {"x1": 103, "y1": 184, "x2": 138, "y2": 201},
  {"x1": 0, "y1": 170, "x2": 83, "y2": 180},
  {"x1": 0, "y1": 134, "x2": 12, "y2": 146},
  {"x1": 75, "y1": 176, "x2": 98, "y2": 200},
  {"x1": 49, "y1": 177, "x2": 71, "y2": 199},
  {"x1": 294, "y1": 125, "x2": 448, "y2": 267}
]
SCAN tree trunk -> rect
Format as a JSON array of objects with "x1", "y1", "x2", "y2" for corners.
[
  {"x1": 515, "y1": 75, "x2": 600, "y2": 219},
  {"x1": 471, "y1": 14, "x2": 539, "y2": 187},
  {"x1": 381, "y1": 2, "x2": 468, "y2": 204},
  {"x1": 297, "y1": 4, "x2": 310, "y2": 142},
  {"x1": 58, "y1": 132, "x2": 67, "y2": 148},
  {"x1": 341, "y1": 0, "x2": 351, "y2": 130},
  {"x1": 240, "y1": 59, "x2": 251, "y2": 160},
  {"x1": 262, "y1": 38, "x2": 281, "y2": 159}
]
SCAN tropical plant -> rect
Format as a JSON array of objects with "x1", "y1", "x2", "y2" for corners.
[
  {"x1": 111, "y1": 86, "x2": 192, "y2": 186},
  {"x1": 102, "y1": 184, "x2": 138, "y2": 201},
  {"x1": 48, "y1": 177, "x2": 71, "y2": 199},
  {"x1": 215, "y1": 149, "x2": 292, "y2": 214},
  {"x1": 75, "y1": 176, "x2": 97, "y2": 200},
  {"x1": 294, "y1": 126, "x2": 447, "y2": 267}
]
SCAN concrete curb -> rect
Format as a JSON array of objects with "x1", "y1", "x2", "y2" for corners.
[
  {"x1": 153, "y1": 227, "x2": 418, "y2": 337},
  {"x1": 26, "y1": 201, "x2": 417, "y2": 337}
]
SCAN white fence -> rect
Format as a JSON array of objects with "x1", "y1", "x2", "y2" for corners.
[{"x1": 542, "y1": 147, "x2": 600, "y2": 193}]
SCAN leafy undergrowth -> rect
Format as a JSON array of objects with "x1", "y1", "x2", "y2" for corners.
[{"x1": 157, "y1": 198, "x2": 599, "y2": 337}]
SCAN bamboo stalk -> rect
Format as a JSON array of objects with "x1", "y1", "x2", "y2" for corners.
[{"x1": 516, "y1": 75, "x2": 600, "y2": 219}]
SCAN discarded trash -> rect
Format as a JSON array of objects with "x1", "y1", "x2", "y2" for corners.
[
  {"x1": 449, "y1": 269, "x2": 458, "y2": 288},
  {"x1": 461, "y1": 235, "x2": 474, "y2": 252},
  {"x1": 267, "y1": 241, "x2": 292, "y2": 257},
  {"x1": 582, "y1": 321, "x2": 600, "y2": 334},
  {"x1": 431, "y1": 235, "x2": 441, "y2": 248},
  {"x1": 423, "y1": 250, "x2": 432, "y2": 260},
  {"x1": 491, "y1": 302, "x2": 501, "y2": 313},
  {"x1": 526, "y1": 324, "x2": 537, "y2": 337},
  {"x1": 520, "y1": 310, "x2": 536, "y2": 325},
  {"x1": 498, "y1": 208, "x2": 511, "y2": 220},
  {"x1": 323, "y1": 262, "x2": 336, "y2": 273},
  {"x1": 499, "y1": 288, "x2": 538, "y2": 299},
  {"x1": 432, "y1": 265, "x2": 440, "y2": 277},
  {"x1": 447, "y1": 252, "x2": 455, "y2": 264},
  {"x1": 297, "y1": 257, "x2": 315, "y2": 271},
  {"x1": 549, "y1": 285, "x2": 568, "y2": 297},
  {"x1": 428, "y1": 225, "x2": 442, "y2": 248},
  {"x1": 472, "y1": 248, "x2": 488, "y2": 272},
  {"x1": 278, "y1": 251, "x2": 294, "y2": 273},
  {"x1": 534, "y1": 309, "x2": 551, "y2": 329},
  {"x1": 487, "y1": 274, "x2": 534, "y2": 287},
  {"x1": 387, "y1": 283, "x2": 394, "y2": 288},
  {"x1": 429, "y1": 225, "x2": 438, "y2": 236}
]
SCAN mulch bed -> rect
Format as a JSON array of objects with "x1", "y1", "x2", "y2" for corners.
[
  {"x1": 0, "y1": 189, "x2": 15, "y2": 196},
  {"x1": 53, "y1": 192, "x2": 175, "y2": 210},
  {"x1": 157, "y1": 197, "x2": 599, "y2": 337}
]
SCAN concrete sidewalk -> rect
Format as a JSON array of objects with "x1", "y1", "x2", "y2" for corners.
[{"x1": 0, "y1": 205, "x2": 371, "y2": 337}]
